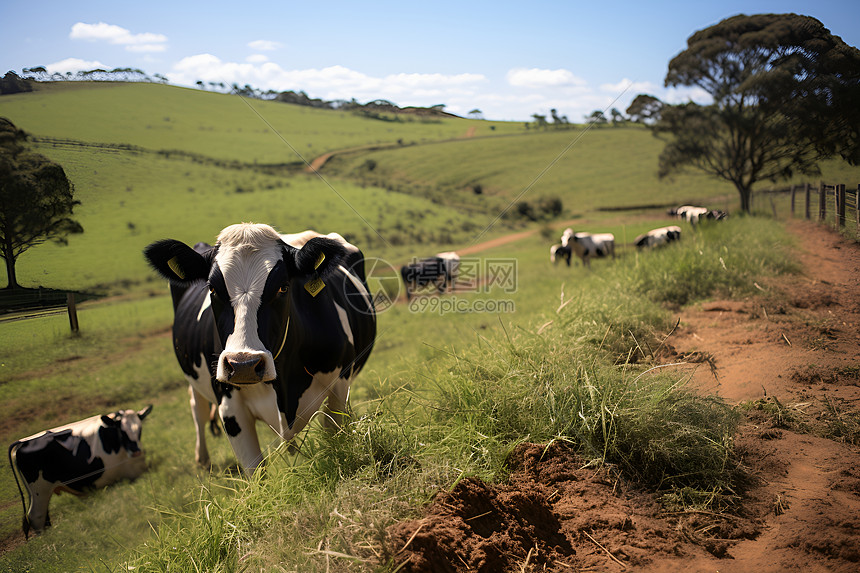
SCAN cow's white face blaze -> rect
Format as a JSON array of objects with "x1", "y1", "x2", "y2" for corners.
[{"x1": 212, "y1": 224, "x2": 286, "y2": 384}]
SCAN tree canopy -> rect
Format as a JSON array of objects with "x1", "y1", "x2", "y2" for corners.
[
  {"x1": 0, "y1": 118, "x2": 83, "y2": 289},
  {"x1": 656, "y1": 13, "x2": 860, "y2": 212},
  {"x1": 626, "y1": 94, "x2": 663, "y2": 124}
]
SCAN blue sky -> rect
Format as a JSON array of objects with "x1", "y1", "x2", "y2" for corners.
[{"x1": 2, "y1": 0, "x2": 858, "y2": 121}]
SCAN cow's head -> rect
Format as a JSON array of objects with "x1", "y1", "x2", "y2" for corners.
[
  {"x1": 99, "y1": 404, "x2": 153, "y2": 457},
  {"x1": 145, "y1": 223, "x2": 349, "y2": 385}
]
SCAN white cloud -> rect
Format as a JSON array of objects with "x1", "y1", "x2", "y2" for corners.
[
  {"x1": 600, "y1": 78, "x2": 657, "y2": 96},
  {"x1": 169, "y1": 56, "x2": 488, "y2": 106},
  {"x1": 70, "y1": 22, "x2": 168, "y2": 53},
  {"x1": 661, "y1": 85, "x2": 712, "y2": 105},
  {"x1": 248, "y1": 40, "x2": 281, "y2": 51},
  {"x1": 167, "y1": 55, "x2": 682, "y2": 122},
  {"x1": 46, "y1": 58, "x2": 108, "y2": 74},
  {"x1": 506, "y1": 68, "x2": 587, "y2": 88}
]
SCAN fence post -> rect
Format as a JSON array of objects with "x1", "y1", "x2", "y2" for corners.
[
  {"x1": 67, "y1": 293, "x2": 79, "y2": 333},
  {"x1": 790, "y1": 185, "x2": 796, "y2": 217},
  {"x1": 837, "y1": 184, "x2": 846, "y2": 228},
  {"x1": 856, "y1": 185, "x2": 860, "y2": 229},
  {"x1": 818, "y1": 181, "x2": 826, "y2": 222},
  {"x1": 805, "y1": 183, "x2": 811, "y2": 219}
]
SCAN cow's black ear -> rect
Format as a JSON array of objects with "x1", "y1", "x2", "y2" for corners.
[
  {"x1": 291, "y1": 237, "x2": 345, "y2": 275},
  {"x1": 144, "y1": 239, "x2": 211, "y2": 283}
]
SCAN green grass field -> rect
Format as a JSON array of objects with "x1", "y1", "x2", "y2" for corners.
[
  {"x1": 0, "y1": 83, "x2": 519, "y2": 164},
  {"x1": 1, "y1": 82, "x2": 859, "y2": 572}
]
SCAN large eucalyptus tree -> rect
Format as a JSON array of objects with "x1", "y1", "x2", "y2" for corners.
[
  {"x1": 0, "y1": 118, "x2": 82, "y2": 289},
  {"x1": 656, "y1": 14, "x2": 860, "y2": 212}
]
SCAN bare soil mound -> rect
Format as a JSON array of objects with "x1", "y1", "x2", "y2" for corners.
[{"x1": 386, "y1": 220, "x2": 860, "y2": 572}]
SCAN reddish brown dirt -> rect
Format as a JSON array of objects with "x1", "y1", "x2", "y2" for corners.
[{"x1": 386, "y1": 219, "x2": 860, "y2": 572}]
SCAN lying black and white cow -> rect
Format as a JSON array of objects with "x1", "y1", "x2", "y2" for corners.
[
  {"x1": 400, "y1": 251, "x2": 460, "y2": 300},
  {"x1": 550, "y1": 244, "x2": 572, "y2": 266},
  {"x1": 634, "y1": 225, "x2": 682, "y2": 249},
  {"x1": 144, "y1": 224, "x2": 376, "y2": 474},
  {"x1": 9, "y1": 405, "x2": 153, "y2": 537},
  {"x1": 568, "y1": 232, "x2": 615, "y2": 267}
]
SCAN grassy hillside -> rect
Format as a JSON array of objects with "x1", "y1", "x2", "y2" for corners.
[
  {"x1": 0, "y1": 83, "x2": 520, "y2": 164},
  {"x1": 323, "y1": 125, "x2": 860, "y2": 214},
  {"x1": 3, "y1": 83, "x2": 859, "y2": 292},
  {"x1": 7, "y1": 146, "x2": 490, "y2": 292}
]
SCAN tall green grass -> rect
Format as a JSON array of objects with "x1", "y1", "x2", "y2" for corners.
[{"x1": 623, "y1": 215, "x2": 800, "y2": 305}]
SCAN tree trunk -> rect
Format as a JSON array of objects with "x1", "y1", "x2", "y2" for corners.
[
  {"x1": 738, "y1": 186, "x2": 752, "y2": 213},
  {"x1": 2, "y1": 241, "x2": 19, "y2": 290}
]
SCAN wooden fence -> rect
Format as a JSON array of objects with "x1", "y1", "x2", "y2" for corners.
[{"x1": 755, "y1": 182, "x2": 860, "y2": 234}]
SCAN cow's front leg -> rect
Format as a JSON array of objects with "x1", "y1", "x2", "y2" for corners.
[
  {"x1": 188, "y1": 386, "x2": 212, "y2": 467},
  {"x1": 218, "y1": 397, "x2": 262, "y2": 475},
  {"x1": 323, "y1": 378, "x2": 351, "y2": 431}
]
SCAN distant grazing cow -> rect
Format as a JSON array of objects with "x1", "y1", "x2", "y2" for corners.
[
  {"x1": 569, "y1": 232, "x2": 615, "y2": 268},
  {"x1": 634, "y1": 226, "x2": 682, "y2": 249},
  {"x1": 144, "y1": 224, "x2": 376, "y2": 474},
  {"x1": 550, "y1": 243, "x2": 572, "y2": 266},
  {"x1": 669, "y1": 205, "x2": 727, "y2": 226},
  {"x1": 9, "y1": 405, "x2": 153, "y2": 537},
  {"x1": 401, "y1": 251, "x2": 460, "y2": 300},
  {"x1": 436, "y1": 251, "x2": 461, "y2": 288},
  {"x1": 560, "y1": 228, "x2": 574, "y2": 247}
]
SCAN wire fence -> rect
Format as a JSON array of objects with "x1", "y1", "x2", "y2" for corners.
[{"x1": 754, "y1": 182, "x2": 860, "y2": 237}]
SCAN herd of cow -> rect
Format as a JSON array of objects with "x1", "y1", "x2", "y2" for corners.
[
  {"x1": 8, "y1": 204, "x2": 725, "y2": 538},
  {"x1": 550, "y1": 204, "x2": 726, "y2": 268}
]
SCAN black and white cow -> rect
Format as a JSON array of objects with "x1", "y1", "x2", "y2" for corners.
[
  {"x1": 561, "y1": 227, "x2": 574, "y2": 247},
  {"x1": 634, "y1": 225, "x2": 682, "y2": 249},
  {"x1": 144, "y1": 224, "x2": 376, "y2": 474},
  {"x1": 569, "y1": 232, "x2": 615, "y2": 267},
  {"x1": 400, "y1": 251, "x2": 460, "y2": 300},
  {"x1": 550, "y1": 243, "x2": 572, "y2": 266},
  {"x1": 669, "y1": 205, "x2": 729, "y2": 227},
  {"x1": 9, "y1": 405, "x2": 153, "y2": 537}
]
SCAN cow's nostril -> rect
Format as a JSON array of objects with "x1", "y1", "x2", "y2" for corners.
[{"x1": 255, "y1": 360, "x2": 265, "y2": 378}]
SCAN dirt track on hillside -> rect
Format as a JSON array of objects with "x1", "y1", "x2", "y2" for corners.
[{"x1": 386, "y1": 219, "x2": 860, "y2": 572}]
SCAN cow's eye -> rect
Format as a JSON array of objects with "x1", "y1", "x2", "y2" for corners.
[
  {"x1": 278, "y1": 284, "x2": 289, "y2": 295},
  {"x1": 208, "y1": 285, "x2": 216, "y2": 296}
]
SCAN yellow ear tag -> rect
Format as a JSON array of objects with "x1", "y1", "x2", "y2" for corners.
[
  {"x1": 304, "y1": 276, "x2": 326, "y2": 297},
  {"x1": 314, "y1": 252, "x2": 325, "y2": 270},
  {"x1": 167, "y1": 257, "x2": 185, "y2": 279}
]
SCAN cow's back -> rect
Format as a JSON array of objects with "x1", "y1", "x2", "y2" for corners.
[{"x1": 12, "y1": 429, "x2": 105, "y2": 492}]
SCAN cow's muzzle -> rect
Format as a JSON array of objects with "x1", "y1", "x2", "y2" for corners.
[{"x1": 218, "y1": 351, "x2": 274, "y2": 384}]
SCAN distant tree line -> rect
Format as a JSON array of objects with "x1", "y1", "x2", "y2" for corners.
[
  {"x1": 4, "y1": 66, "x2": 459, "y2": 119},
  {"x1": 526, "y1": 106, "x2": 633, "y2": 129}
]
